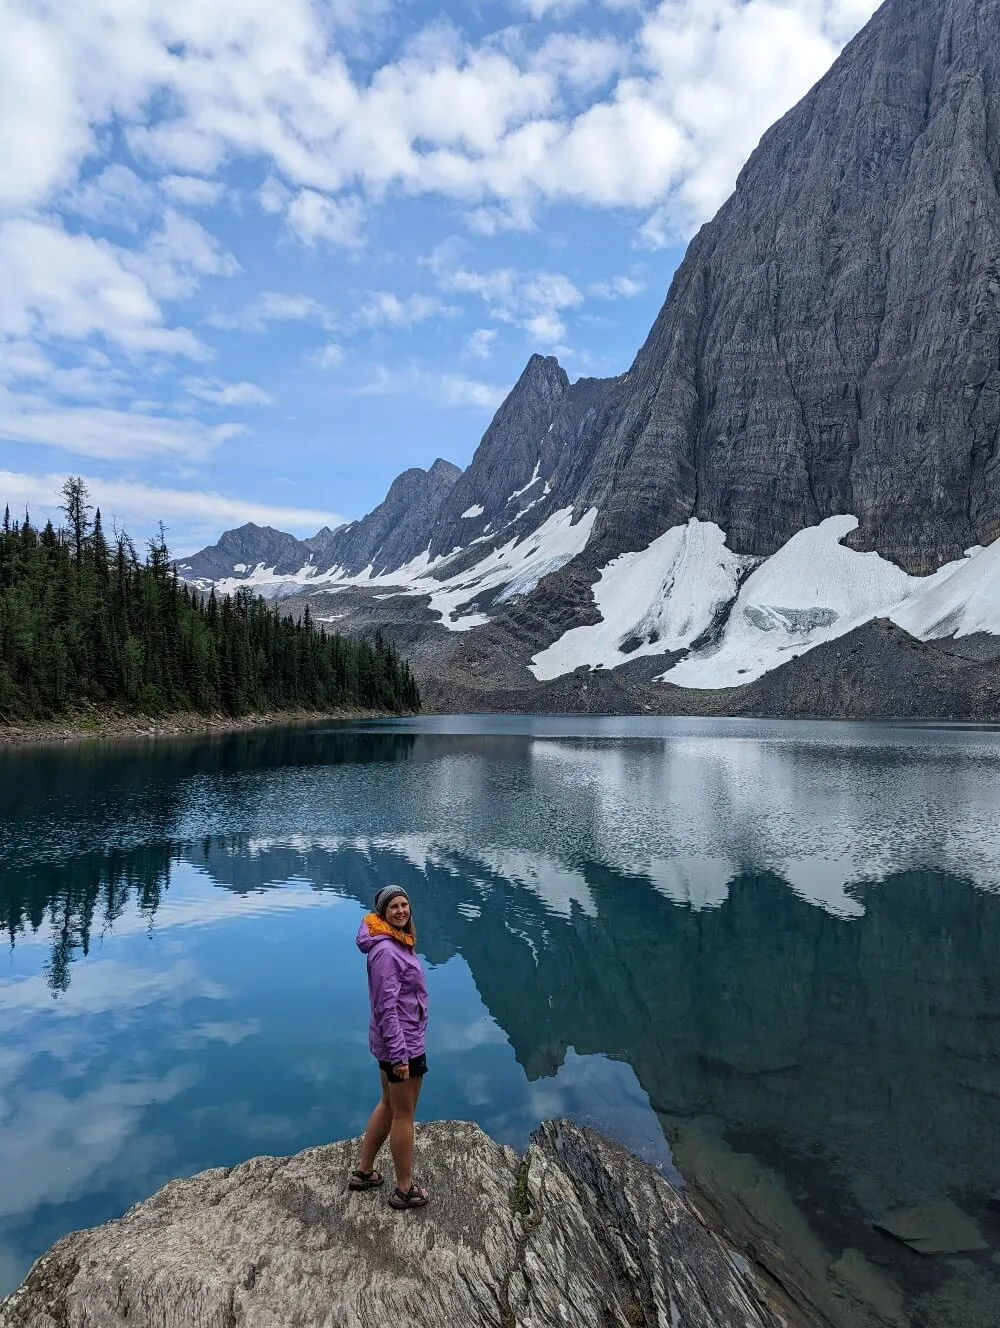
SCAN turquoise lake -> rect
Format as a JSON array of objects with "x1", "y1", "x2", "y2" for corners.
[{"x1": 2, "y1": 716, "x2": 1000, "y2": 1325}]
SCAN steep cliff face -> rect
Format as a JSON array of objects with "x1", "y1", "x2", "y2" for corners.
[
  {"x1": 319, "y1": 457, "x2": 461, "y2": 575},
  {"x1": 570, "y1": 0, "x2": 1000, "y2": 573}
]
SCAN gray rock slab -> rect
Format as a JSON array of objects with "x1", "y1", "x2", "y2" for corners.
[
  {"x1": 0, "y1": 1119, "x2": 785, "y2": 1328},
  {"x1": 874, "y1": 1200, "x2": 988, "y2": 1255}
]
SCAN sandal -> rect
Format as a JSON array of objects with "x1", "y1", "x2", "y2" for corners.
[
  {"x1": 349, "y1": 1168, "x2": 384, "y2": 1191},
  {"x1": 388, "y1": 1184, "x2": 429, "y2": 1210}
]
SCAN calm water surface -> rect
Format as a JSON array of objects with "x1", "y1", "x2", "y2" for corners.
[{"x1": 2, "y1": 716, "x2": 1000, "y2": 1325}]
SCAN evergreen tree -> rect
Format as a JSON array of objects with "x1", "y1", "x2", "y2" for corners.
[{"x1": 0, "y1": 478, "x2": 421, "y2": 723}]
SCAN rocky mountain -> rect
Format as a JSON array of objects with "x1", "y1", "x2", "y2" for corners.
[{"x1": 179, "y1": 0, "x2": 1000, "y2": 717}]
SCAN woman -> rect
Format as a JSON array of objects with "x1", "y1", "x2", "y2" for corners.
[{"x1": 351, "y1": 885, "x2": 430, "y2": 1209}]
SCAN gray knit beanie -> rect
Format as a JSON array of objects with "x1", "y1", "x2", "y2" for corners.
[{"x1": 374, "y1": 886, "x2": 409, "y2": 918}]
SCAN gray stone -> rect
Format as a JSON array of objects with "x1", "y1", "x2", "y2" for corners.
[
  {"x1": 874, "y1": 1200, "x2": 988, "y2": 1255},
  {"x1": 0, "y1": 1120, "x2": 785, "y2": 1328}
]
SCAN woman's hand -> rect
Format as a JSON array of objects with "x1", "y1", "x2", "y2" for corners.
[{"x1": 393, "y1": 1062, "x2": 410, "y2": 1080}]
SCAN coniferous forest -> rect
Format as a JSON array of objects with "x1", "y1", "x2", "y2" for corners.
[{"x1": 0, "y1": 479, "x2": 421, "y2": 722}]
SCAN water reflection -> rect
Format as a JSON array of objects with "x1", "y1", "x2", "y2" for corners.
[{"x1": 2, "y1": 718, "x2": 1000, "y2": 1325}]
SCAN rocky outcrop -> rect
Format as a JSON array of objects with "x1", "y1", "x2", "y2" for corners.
[
  {"x1": 0, "y1": 1120, "x2": 785, "y2": 1328},
  {"x1": 318, "y1": 456, "x2": 462, "y2": 577}
]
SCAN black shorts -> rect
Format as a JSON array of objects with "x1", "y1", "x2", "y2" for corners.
[{"x1": 379, "y1": 1054, "x2": 428, "y2": 1084}]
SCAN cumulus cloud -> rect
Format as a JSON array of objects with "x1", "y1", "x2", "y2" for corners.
[
  {"x1": 312, "y1": 342, "x2": 345, "y2": 369},
  {"x1": 589, "y1": 274, "x2": 645, "y2": 298},
  {"x1": 357, "y1": 364, "x2": 505, "y2": 411},
  {"x1": 464, "y1": 328, "x2": 498, "y2": 360},
  {"x1": 160, "y1": 175, "x2": 226, "y2": 207},
  {"x1": 63, "y1": 164, "x2": 159, "y2": 228},
  {"x1": 428, "y1": 243, "x2": 583, "y2": 348},
  {"x1": 0, "y1": 219, "x2": 204, "y2": 357},
  {"x1": 353, "y1": 292, "x2": 455, "y2": 330},
  {"x1": 285, "y1": 190, "x2": 365, "y2": 248},
  {"x1": 127, "y1": 209, "x2": 239, "y2": 300},
  {"x1": 0, "y1": 0, "x2": 879, "y2": 232}
]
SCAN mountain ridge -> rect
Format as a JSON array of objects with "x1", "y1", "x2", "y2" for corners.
[{"x1": 178, "y1": 0, "x2": 1000, "y2": 716}]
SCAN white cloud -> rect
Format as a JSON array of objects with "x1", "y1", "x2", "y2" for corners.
[
  {"x1": 589, "y1": 274, "x2": 645, "y2": 298},
  {"x1": 160, "y1": 175, "x2": 226, "y2": 207},
  {"x1": 438, "y1": 373, "x2": 506, "y2": 409},
  {"x1": 312, "y1": 341, "x2": 345, "y2": 369},
  {"x1": 529, "y1": 33, "x2": 625, "y2": 89},
  {"x1": 285, "y1": 190, "x2": 365, "y2": 247},
  {"x1": 465, "y1": 199, "x2": 536, "y2": 235},
  {"x1": 258, "y1": 175, "x2": 290, "y2": 214},
  {"x1": 429, "y1": 244, "x2": 582, "y2": 348},
  {"x1": 127, "y1": 209, "x2": 239, "y2": 300},
  {"x1": 524, "y1": 310, "x2": 568, "y2": 346},
  {"x1": 0, "y1": 219, "x2": 204, "y2": 357},
  {"x1": 209, "y1": 291, "x2": 332, "y2": 333},
  {"x1": 0, "y1": 393, "x2": 240, "y2": 461},
  {"x1": 0, "y1": 470, "x2": 345, "y2": 547},
  {"x1": 0, "y1": 0, "x2": 879, "y2": 235},
  {"x1": 464, "y1": 327, "x2": 498, "y2": 360},
  {"x1": 185, "y1": 378, "x2": 274, "y2": 406},
  {"x1": 63, "y1": 164, "x2": 158, "y2": 228},
  {"x1": 355, "y1": 291, "x2": 455, "y2": 329},
  {"x1": 357, "y1": 364, "x2": 505, "y2": 411}
]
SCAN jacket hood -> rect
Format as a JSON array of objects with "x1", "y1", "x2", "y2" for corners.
[
  {"x1": 356, "y1": 917, "x2": 384, "y2": 955},
  {"x1": 356, "y1": 914, "x2": 414, "y2": 955}
]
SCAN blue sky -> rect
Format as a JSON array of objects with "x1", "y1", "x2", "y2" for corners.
[{"x1": 0, "y1": 0, "x2": 879, "y2": 554}]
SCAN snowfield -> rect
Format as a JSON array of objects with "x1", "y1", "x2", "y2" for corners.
[
  {"x1": 192, "y1": 510, "x2": 1000, "y2": 686},
  {"x1": 207, "y1": 506, "x2": 598, "y2": 634},
  {"x1": 527, "y1": 515, "x2": 1000, "y2": 692},
  {"x1": 892, "y1": 539, "x2": 1000, "y2": 640},
  {"x1": 531, "y1": 520, "x2": 754, "y2": 681},
  {"x1": 663, "y1": 517, "x2": 923, "y2": 689}
]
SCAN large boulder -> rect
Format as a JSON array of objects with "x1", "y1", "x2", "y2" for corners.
[{"x1": 0, "y1": 1120, "x2": 785, "y2": 1328}]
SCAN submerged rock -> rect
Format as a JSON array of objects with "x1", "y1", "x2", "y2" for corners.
[
  {"x1": 873, "y1": 1200, "x2": 988, "y2": 1256},
  {"x1": 0, "y1": 1119, "x2": 784, "y2": 1328}
]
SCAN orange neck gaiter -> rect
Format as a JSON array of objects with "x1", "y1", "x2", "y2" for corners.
[{"x1": 364, "y1": 912, "x2": 415, "y2": 948}]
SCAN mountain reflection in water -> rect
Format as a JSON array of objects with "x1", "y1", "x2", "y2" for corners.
[{"x1": 1, "y1": 717, "x2": 999, "y2": 1325}]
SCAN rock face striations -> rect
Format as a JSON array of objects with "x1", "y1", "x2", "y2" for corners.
[
  {"x1": 0, "y1": 1121, "x2": 786, "y2": 1328},
  {"x1": 178, "y1": 0, "x2": 1000, "y2": 714},
  {"x1": 577, "y1": 0, "x2": 1000, "y2": 574}
]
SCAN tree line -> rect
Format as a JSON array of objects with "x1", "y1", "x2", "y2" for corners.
[{"x1": 0, "y1": 478, "x2": 421, "y2": 721}]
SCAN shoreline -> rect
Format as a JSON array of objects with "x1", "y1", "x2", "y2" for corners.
[{"x1": 0, "y1": 707, "x2": 400, "y2": 750}]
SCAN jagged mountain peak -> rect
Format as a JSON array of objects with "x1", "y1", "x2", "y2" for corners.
[{"x1": 428, "y1": 458, "x2": 462, "y2": 482}]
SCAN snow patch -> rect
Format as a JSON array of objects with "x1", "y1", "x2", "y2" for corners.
[
  {"x1": 213, "y1": 506, "x2": 595, "y2": 632},
  {"x1": 663, "y1": 517, "x2": 926, "y2": 689},
  {"x1": 232, "y1": 563, "x2": 248, "y2": 574},
  {"x1": 424, "y1": 506, "x2": 597, "y2": 630},
  {"x1": 531, "y1": 521, "x2": 752, "y2": 681},
  {"x1": 892, "y1": 539, "x2": 1000, "y2": 640},
  {"x1": 461, "y1": 504, "x2": 485, "y2": 519},
  {"x1": 507, "y1": 461, "x2": 541, "y2": 504}
]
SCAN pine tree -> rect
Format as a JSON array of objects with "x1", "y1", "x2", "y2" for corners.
[{"x1": 0, "y1": 477, "x2": 421, "y2": 722}]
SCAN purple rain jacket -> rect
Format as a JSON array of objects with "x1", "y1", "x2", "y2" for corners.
[{"x1": 356, "y1": 915, "x2": 429, "y2": 1065}]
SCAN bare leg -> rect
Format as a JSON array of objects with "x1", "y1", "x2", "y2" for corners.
[
  {"x1": 387, "y1": 1075, "x2": 425, "y2": 1195},
  {"x1": 356, "y1": 1071, "x2": 393, "y2": 1174}
]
